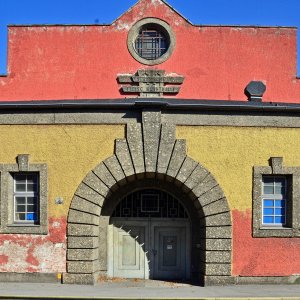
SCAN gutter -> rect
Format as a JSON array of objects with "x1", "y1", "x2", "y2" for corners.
[{"x1": 0, "y1": 98, "x2": 300, "y2": 114}]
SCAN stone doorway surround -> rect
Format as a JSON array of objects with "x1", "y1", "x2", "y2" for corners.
[{"x1": 64, "y1": 109, "x2": 233, "y2": 285}]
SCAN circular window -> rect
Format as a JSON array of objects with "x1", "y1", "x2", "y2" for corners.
[{"x1": 127, "y1": 18, "x2": 175, "y2": 65}]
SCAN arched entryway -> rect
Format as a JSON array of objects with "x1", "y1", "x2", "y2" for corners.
[
  {"x1": 107, "y1": 187, "x2": 190, "y2": 280},
  {"x1": 64, "y1": 110, "x2": 233, "y2": 285}
]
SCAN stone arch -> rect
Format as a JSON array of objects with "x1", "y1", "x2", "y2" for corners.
[{"x1": 64, "y1": 110, "x2": 232, "y2": 285}]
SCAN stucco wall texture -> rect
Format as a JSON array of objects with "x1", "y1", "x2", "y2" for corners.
[
  {"x1": 0, "y1": 0, "x2": 300, "y2": 102},
  {"x1": 0, "y1": 124, "x2": 300, "y2": 276}
]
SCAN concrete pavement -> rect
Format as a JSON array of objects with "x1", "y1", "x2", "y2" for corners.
[{"x1": 0, "y1": 280, "x2": 299, "y2": 299}]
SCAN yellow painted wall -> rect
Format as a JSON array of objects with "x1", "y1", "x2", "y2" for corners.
[
  {"x1": 177, "y1": 126, "x2": 300, "y2": 211},
  {"x1": 0, "y1": 125, "x2": 124, "y2": 217},
  {"x1": 1, "y1": 124, "x2": 299, "y2": 216}
]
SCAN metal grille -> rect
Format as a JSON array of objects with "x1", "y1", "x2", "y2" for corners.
[
  {"x1": 135, "y1": 29, "x2": 168, "y2": 60},
  {"x1": 112, "y1": 189, "x2": 188, "y2": 218}
]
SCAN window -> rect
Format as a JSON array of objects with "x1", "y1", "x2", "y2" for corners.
[
  {"x1": 0, "y1": 154, "x2": 48, "y2": 234},
  {"x1": 14, "y1": 173, "x2": 39, "y2": 223},
  {"x1": 253, "y1": 157, "x2": 300, "y2": 237},
  {"x1": 262, "y1": 176, "x2": 287, "y2": 226},
  {"x1": 127, "y1": 18, "x2": 175, "y2": 65},
  {"x1": 135, "y1": 27, "x2": 168, "y2": 60}
]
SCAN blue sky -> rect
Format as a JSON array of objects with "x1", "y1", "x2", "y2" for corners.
[{"x1": 0, "y1": 0, "x2": 299, "y2": 75}]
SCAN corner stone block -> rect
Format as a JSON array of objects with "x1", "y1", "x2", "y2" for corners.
[
  {"x1": 205, "y1": 263, "x2": 231, "y2": 276},
  {"x1": 83, "y1": 172, "x2": 109, "y2": 198},
  {"x1": 184, "y1": 164, "x2": 209, "y2": 191},
  {"x1": 67, "y1": 224, "x2": 99, "y2": 237},
  {"x1": 126, "y1": 123, "x2": 145, "y2": 175},
  {"x1": 68, "y1": 209, "x2": 100, "y2": 226},
  {"x1": 93, "y1": 163, "x2": 117, "y2": 189},
  {"x1": 157, "y1": 124, "x2": 176, "y2": 174},
  {"x1": 103, "y1": 155, "x2": 126, "y2": 183},
  {"x1": 67, "y1": 261, "x2": 99, "y2": 274},
  {"x1": 62, "y1": 273, "x2": 96, "y2": 285},
  {"x1": 115, "y1": 139, "x2": 135, "y2": 178},
  {"x1": 70, "y1": 196, "x2": 101, "y2": 215},
  {"x1": 205, "y1": 238, "x2": 231, "y2": 251},
  {"x1": 67, "y1": 248, "x2": 99, "y2": 261},
  {"x1": 67, "y1": 236, "x2": 99, "y2": 249},
  {"x1": 203, "y1": 275, "x2": 235, "y2": 286},
  {"x1": 205, "y1": 251, "x2": 231, "y2": 263},
  {"x1": 75, "y1": 183, "x2": 105, "y2": 206},
  {"x1": 206, "y1": 226, "x2": 232, "y2": 239},
  {"x1": 166, "y1": 139, "x2": 186, "y2": 178}
]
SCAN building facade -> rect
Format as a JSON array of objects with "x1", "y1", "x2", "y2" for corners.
[{"x1": 0, "y1": 0, "x2": 300, "y2": 285}]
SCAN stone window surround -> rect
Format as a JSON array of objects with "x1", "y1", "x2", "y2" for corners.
[
  {"x1": 0, "y1": 154, "x2": 48, "y2": 235},
  {"x1": 127, "y1": 18, "x2": 176, "y2": 65},
  {"x1": 253, "y1": 157, "x2": 300, "y2": 237}
]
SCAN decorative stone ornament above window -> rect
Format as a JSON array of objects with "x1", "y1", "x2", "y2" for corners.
[
  {"x1": 253, "y1": 157, "x2": 300, "y2": 237},
  {"x1": 127, "y1": 18, "x2": 176, "y2": 65}
]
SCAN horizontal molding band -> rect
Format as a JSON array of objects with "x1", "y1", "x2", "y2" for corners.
[{"x1": 0, "y1": 98, "x2": 300, "y2": 113}]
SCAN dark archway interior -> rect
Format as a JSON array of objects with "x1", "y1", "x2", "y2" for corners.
[{"x1": 101, "y1": 176, "x2": 206, "y2": 283}]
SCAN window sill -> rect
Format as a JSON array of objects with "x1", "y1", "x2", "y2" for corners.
[
  {"x1": 0, "y1": 224, "x2": 48, "y2": 235},
  {"x1": 253, "y1": 227, "x2": 299, "y2": 238}
]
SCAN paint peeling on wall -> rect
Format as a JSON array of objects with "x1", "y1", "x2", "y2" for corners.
[{"x1": 0, "y1": 217, "x2": 66, "y2": 273}]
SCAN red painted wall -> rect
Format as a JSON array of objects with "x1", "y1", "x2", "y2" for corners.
[
  {"x1": 233, "y1": 210, "x2": 300, "y2": 276},
  {"x1": 0, "y1": 217, "x2": 66, "y2": 273},
  {"x1": 0, "y1": 0, "x2": 299, "y2": 102}
]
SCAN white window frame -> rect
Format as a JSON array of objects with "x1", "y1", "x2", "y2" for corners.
[
  {"x1": 261, "y1": 176, "x2": 287, "y2": 227},
  {"x1": 13, "y1": 173, "x2": 39, "y2": 224}
]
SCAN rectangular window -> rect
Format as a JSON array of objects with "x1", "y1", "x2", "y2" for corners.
[
  {"x1": 13, "y1": 173, "x2": 39, "y2": 224},
  {"x1": 262, "y1": 176, "x2": 287, "y2": 226}
]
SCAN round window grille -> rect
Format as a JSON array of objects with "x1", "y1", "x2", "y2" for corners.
[
  {"x1": 127, "y1": 18, "x2": 176, "y2": 65},
  {"x1": 135, "y1": 27, "x2": 169, "y2": 60}
]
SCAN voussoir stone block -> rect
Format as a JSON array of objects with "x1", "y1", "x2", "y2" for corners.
[
  {"x1": 67, "y1": 236, "x2": 99, "y2": 249},
  {"x1": 68, "y1": 209, "x2": 99, "y2": 226},
  {"x1": 198, "y1": 186, "x2": 226, "y2": 207},
  {"x1": 176, "y1": 157, "x2": 198, "y2": 184},
  {"x1": 205, "y1": 212, "x2": 232, "y2": 226},
  {"x1": 67, "y1": 224, "x2": 99, "y2": 237},
  {"x1": 75, "y1": 183, "x2": 104, "y2": 206},
  {"x1": 115, "y1": 139, "x2": 135, "y2": 178},
  {"x1": 103, "y1": 155, "x2": 126, "y2": 183},
  {"x1": 83, "y1": 172, "x2": 109, "y2": 197},
  {"x1": 192, "y1": 173, "x2": 218, "y2": 198},
  {"x1": 70, "y1": 196, "x2": 101, "y2": 215},
  {"x1": 167, "y1": 139, "x2": 186, "y2": 178},
  {"x1": 157, "y1": 124, "x2": 176, "y2": 174},
  {"x1": 143, "y1": 118, "x2": 161, "y2": 174},
  {"x1": 202, "y1": 198, "x2": 229, "y2": 216},
  {"x1": 184, "y1": 164, "x2": 209, "y2": 191},
  {"x1": 93, "y1": 163, "x2": 117, "y2": 189},
  {"x1": 126, "y1": 123, "x2": 145, "y2": 174}
]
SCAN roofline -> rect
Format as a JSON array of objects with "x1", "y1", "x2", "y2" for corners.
[
  {"x1": 7, "y1": 23, "x2": 297, "y2": 29},
  {"x1": 1, "y1": 98, "x2": 300, "y2": 114}
]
